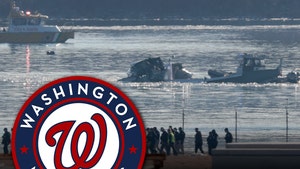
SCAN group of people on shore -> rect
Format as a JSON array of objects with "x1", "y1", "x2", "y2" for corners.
[
  {"x1": 2, "y1": 125, "x2": 233, "y2": 156},
  {"x1": 146, "y1": 126, "x2": 233, "y2": 155},
  {"x1": 146, "y1": 126, "x2": 186, "y2": 155}
]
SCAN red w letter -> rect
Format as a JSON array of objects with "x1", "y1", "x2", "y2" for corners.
[{"x1": 45, "y1": 114, "x2": 107, "y2": 169}]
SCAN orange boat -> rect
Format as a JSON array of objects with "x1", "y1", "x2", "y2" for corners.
[{"x1": 0, "y1": 2, "x2": 74, "y2": 43}]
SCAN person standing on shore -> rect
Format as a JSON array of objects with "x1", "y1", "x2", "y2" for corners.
[
  {"x1": 2, "y1": 128, "x2": 11, "y2": 155},
  {"x1": 146, "y1": 128, "x2": 157, "y2": 154},
  {"x1": 194, "y1": 128, "x2": 204, "y2": 154},
  {"x1": 160, "y1": 127, "x2": 169, "y2": 154},
  {"x1": 207, "y1": 129, "x2": 218, "y2": 155},
  {"x1": 178, "y1": 127, "x2": 185, "y2": 154},
  {"x1": 168, "y1": 128, "x2": 178, "y2": 155},
  {"x1": 153, "y1": 127, "x2": 160, "y2": 152},
  {"x1": 173, "y1": 128, "x2": 180, "y2": 153},
  {"x1": 207, "y1": 132, "x2": 214, "y2": 155},
  {"x1": 224, "y1": 128, "x2": 233, "y2": 143}
]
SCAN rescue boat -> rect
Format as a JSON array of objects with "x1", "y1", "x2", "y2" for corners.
[{"x1": 0, "y1": 2, "x2": 74, "y2": 43}]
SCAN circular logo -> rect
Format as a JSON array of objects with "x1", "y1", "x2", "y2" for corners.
[{"x1": 12, "y1": 76, "x2": 146, "y2": 169}]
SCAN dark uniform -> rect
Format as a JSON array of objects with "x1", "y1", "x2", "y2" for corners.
[
  {"x1": 224, "y1": 128, "x2": 233, "y2": 143},
  {"x1": 194, "y1": 128, "x2": 204, "y2": 154},
  {"x1": 2, "y1": 128, "x2": 11, "y2": 155}
]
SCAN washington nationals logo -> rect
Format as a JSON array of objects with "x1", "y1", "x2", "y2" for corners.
[
  {"x1": 45, "y1": 114, "x2": 107, "y2": 169},
  {"x1": 12, "y1": 76, "x2": 146, "y2": 169}
]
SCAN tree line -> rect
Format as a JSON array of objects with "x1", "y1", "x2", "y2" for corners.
[{"x1": 1, "y1": 0, "x2": 300, "y2": 19}]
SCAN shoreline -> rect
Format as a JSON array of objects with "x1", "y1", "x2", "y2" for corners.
[
  {"x1": 0, "y1": 153, "x2": 212, "y2": 169},
  {"x1": 159, "y1": 153, "x2": 212, "y2": 169}
]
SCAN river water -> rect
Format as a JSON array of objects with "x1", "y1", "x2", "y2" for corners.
[{"x1": 1, "y1": 23, "x2": 300, "y2": 152}]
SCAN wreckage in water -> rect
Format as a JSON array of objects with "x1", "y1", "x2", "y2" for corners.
[{"x1": 119, "y1": 57, "x2": 192, "y2": 82}]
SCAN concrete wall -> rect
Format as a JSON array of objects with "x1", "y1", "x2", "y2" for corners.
[{"x1": 212, "y1": 142, "x2": 300, "y2": 169}]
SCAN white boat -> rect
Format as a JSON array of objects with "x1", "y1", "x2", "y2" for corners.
[
  {"x1": 0, "y1": 2, "x2": 74, "y2": 43},
  {"x1": 206, "y1": 53, "x2": 282, "y2": 83}
]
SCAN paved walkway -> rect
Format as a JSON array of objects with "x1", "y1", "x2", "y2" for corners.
[
  {"x1": 0, "y1": 153, "x2": 212, "y2": 169},
  {"x1": 0, "y1": 155, "x2": 14, "y2": 169}
]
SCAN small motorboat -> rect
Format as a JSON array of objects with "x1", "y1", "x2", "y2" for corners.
[
  {"x1": 206, "y1": 53, "x2": 282, "y2": 83},
  {"x1": 0, "y1": 2, "x2": 74, "y2": 43},
  {"x1": 286, "y1": 69, "x2": 300, "y2": 83},
  {"x1": 119, "y1": 57, "x2": 193, "y2": 82},
  {"x1": 272, "y1": 69, "x2": 300, "y2": 83}
]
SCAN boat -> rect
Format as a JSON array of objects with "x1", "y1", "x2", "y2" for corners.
[
  {"x1": 276, "y1": 68, "x2": 300, "y2": 83},
  {"x1": 119, "y1": 57, "x2": 193, "y2": 82},
  {"x1": 0, "y1": 2, "x2": 74, "y2": 43},
  {"x1": 205, "y1": 53, "x2": 282, "y2": 83},
  {"x1": 286, "y1": 69, "x2": 300, "y2": 83}
]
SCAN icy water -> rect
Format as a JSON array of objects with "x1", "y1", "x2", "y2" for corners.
[{"x1": 1, "y1": 23, "x2": 300, "y2": 152}]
